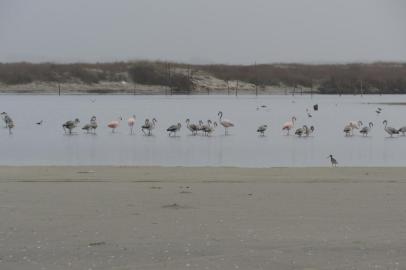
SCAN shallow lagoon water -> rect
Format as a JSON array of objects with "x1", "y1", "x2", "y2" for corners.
[{"x1": 0, "y1": 94, "x2": 406, "y2": 167}]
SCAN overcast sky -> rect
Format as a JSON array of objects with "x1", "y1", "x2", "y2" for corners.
[{"x1": 1, "y1": 0, "x2": 405, "y2": 64}]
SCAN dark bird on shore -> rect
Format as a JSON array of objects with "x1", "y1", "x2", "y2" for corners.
[{"x1": 327, "y1": 154, "x2": 338, "y2": 167}]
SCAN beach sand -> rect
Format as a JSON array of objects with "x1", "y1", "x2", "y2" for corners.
[{"x1": 0, "y1": 166, "x2": 405, "y2": 269}]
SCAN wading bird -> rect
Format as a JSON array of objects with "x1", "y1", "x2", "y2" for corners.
[
  {"x1": 186, "y1": 119, "x2": 199, "y2": 135},
  {"x1": 128, "y1": 115, "x2": 136, "y2": 134},
  {"x1": 327, "y1": 154, "x2": 338, "y2": 167},
  {"x1": 62, "y1": 118, "x2": 80, "y2": 134},
  {"x1": 167, "y1": 123, "x2": 181, "y2": 136},
  {"x1": 398, "y1": 126, "x2": 406, "y2": 135},
  {"x1": 359, "y1": 122, "x2": 373, "y2": 136},
  {"x1": 218, "y1": 111, "x2": 234, "y2": 135},
  {"x1": 295, "y1": 126, "x2": 304, "y2": 137},
  {"x1": 257, "y1": 124, "x2": 268, "y2": 136},
  {"x1": 383, "y1": 120, "x2": 399, "y2": 137},
  {"x1": 343, "y1": 124, "x2": 353, "y2": 136},
  {"x1": 282, "y1": 116, "x2": 296, "y2": 135},
  {"x1": 107, "y1": 117, "x2": 122, "y2": 133},
  {"x1": 202, "y1": 120, "x2": 217, "y2": 136},
  {"x1": 82, "y1": 116, "x2": 97, "y2": 134},
  {"x1": 303, "y1": 125, "x2": 315, "y2": 136},
  {"x1": 142, "y1": 118, "x2": 157, "y2": 136},
  {"x1": 3, "y1": 114, "x2": 15, "y2": 134},
  {"x1": 1, "y1": 112, "x2": 8, "y2": 127}
]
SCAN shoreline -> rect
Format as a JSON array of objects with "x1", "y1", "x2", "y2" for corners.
[
  {"x1": 1, "y1": 165, "x2": 406, "y2": 269},
  {"x1": 1, "y1": 166, "x2": 406, "y2": 183}
]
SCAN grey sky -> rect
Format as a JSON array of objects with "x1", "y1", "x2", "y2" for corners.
[{"x1": 1, "y1": 0, "x2": 406, "y2": 64}]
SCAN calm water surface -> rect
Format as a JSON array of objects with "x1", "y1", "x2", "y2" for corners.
[{"x1": 1, "y1": 94, "x2": 406, "y2": 167}]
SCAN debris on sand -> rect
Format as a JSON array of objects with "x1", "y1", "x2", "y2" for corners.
[{"x1": 88, "y1": 241, "x2": 106, "y2": 247}]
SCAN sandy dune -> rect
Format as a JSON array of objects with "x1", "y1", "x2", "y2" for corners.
[{"x1": 0, "y1": 166, "x2": 405, "y2": 269}]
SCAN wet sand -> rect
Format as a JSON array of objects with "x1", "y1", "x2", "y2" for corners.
[{"x1": 0, "y1": 166, "x2": 405, "y2": 269}]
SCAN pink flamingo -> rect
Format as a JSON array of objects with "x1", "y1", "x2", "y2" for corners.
[
  {"x1": 107, "y1": 117, "x2": 122, "y2": 133},
  {"x1": 218, "y1": 111, "x2": 234, "y2": 135},
  {"x1": 282, "y1": 116, "x2": 296, "y2": 135},
  {"x1": 128, "y1": 115, "x2": 136, "y2": 134}
]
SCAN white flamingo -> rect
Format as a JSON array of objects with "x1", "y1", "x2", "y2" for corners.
[
  {"x1": 218, "y1": 111, "x2": 234, "y2": 135},
  {"x1": 282, "y1": 116, "x2": 296, "y2": 135},
  {"x1": 128, "y1": 115, "x2": 136, "y2": 134}
]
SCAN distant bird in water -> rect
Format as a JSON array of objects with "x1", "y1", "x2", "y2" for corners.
[
  {"x1": 36, "y1": 120, "x2": 43, "y2": 125},
  {"x1": 128, "y1": 115, "x2": 136, "y2": 134},
  {"x1": 257, "y1": 124, "x2": 268, "y2": 136},
  {"x1": 142, "y1": 118, "x2": 157, "y2": 136},
  {"x1": 344, "y1": 120, "x2": 362, "y2": 136},
  {"x1": 282, "y1": 116, "x2": 296, "y2": 135},
  {"x1": 82, "y1": 116, "x2": 97, "y2": 134},
  {"x1": 218, "y1": 111, "x2": 234, "y2": 135},
  {"x1": 303, "y1": 125, "x2": 315, "y2": 137},
  {"x1": 62, "y1": 118, "x2": 80, "y2": 134},
  {"x1": 343, "y1": 124, "x2": 353, "y2": 136},
  {"x1": 327, "y1": 154, "x2": 338, "y2": 167},
  {"x1": 295, "y1": 126, "x2": 305, "y2": 137},
  {"x1": 167, "y1": 123, "x2": 181, "y2": 136},
  {"x1": 90, "y1": 99, "x2": 96, "y2": 103},
  {"x1": 359, "y1": 122, "x2": 373, "y2": 136},
  {"x1": 1, "y1": 112, "x2": 8, "y2": 128},
  {"x1": 186, "y1": 119, "x2": 199, "y2": 135},
  {"x1": 383, "y1": 120, "x2": 399, "y2": 137},
  {"x1": 1, "y1": 112, "x2": 14, "y2": 134},
  {"x1": 107, "y1": 117, "x2": 122, "y2": 133},
  {"x1": 306, "y1": 109, "x2": 312, "y2": 118},
  {"x1": 376, "y1": 107, "x2": 382, "y2": 115}
]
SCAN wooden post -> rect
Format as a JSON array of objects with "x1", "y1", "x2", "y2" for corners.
[
  {"x1": 235, "y1": 80, "x2": 239, "y2": 96},
  {"x1": 310, "y1": 79, "x2": 313, "y2": 98},
  {"x1": 360, "y1": 79, "x2": 364, "y2": 96},
  {"x1": 227, "y1": 80, "x2": 230, "y2": 95},
  {"x1": 58, "y1": 83, "x2": 61, "y2": 96},
  {"x1": 255, "y1": 62, "x2": 258, "y2": 96}
]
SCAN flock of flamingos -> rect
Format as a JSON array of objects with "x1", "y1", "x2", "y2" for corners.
[{"x1": 2, "y1": 108, "x2": 406, "y2": 166}]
